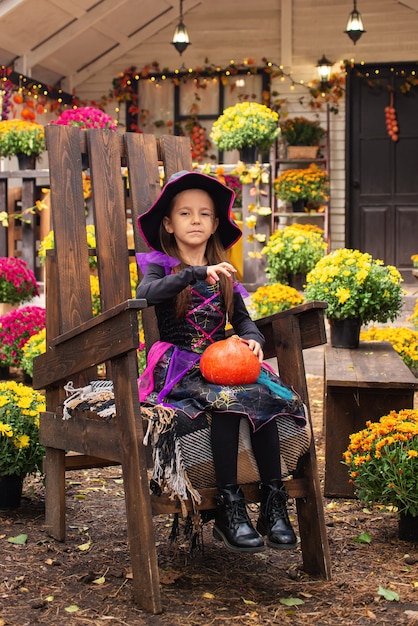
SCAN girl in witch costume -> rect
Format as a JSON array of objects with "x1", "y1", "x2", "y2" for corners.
[{"x1": 136, "y1": 170, "x2": 306, "y2": 553}]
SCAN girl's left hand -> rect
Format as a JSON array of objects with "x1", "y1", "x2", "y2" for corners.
[{"x1": 240, "y1": 338, "x2": 264, "y2": 363}]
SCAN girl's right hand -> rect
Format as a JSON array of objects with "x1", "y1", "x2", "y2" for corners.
[{"x1": 206, "y1": 262, "x2": 237, "y2": 284}]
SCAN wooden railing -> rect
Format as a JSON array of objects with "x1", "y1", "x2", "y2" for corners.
[{"x1": 0, "y1": 169, "x2": 50, "y2": 280}]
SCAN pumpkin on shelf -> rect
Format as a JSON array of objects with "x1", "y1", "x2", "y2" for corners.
[{"x1": 200, "y1": 335, "x2": 261, "y2": 385}]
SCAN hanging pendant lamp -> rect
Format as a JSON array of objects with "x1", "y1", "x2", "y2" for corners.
[
  {"x1": 172, "y1": 0, "x2": 191, "y2": 55},
  {"x1": 345, "y1": 0, "x2": 366, "y2": 44}
]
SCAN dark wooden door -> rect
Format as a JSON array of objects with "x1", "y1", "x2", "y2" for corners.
[{"x1": 346, "y1": 62, "x2": 418, "y2": 281}]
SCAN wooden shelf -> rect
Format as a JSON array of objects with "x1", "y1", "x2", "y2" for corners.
[
  {"x1": 274, "y1": 212, "x2": 325, "y2": 218},
  {"x1": 272, "y1": 113, "x2": 330, "y2": 245}
]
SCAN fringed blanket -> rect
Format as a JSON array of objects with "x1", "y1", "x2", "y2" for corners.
[{"x1": 62, "y1": 381, "x2": 311, "y2": 511}]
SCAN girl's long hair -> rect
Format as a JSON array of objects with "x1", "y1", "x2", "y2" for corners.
[{"x1": 159, "y1": 222, "x2": 234, "y2": 320}]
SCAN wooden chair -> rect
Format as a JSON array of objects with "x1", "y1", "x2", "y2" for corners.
[{"x1": 33, "y1": 126, "x2": 331, "y2": 615}]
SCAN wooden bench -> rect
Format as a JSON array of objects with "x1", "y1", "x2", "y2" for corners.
[
  {"x1": 33, "y1": 126, "x2": 331, "y2": 614},
  {"x1": 324, "y1": 341, "x2": 418, "y2": 498}
]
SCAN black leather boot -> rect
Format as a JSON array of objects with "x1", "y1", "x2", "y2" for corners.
[
  {"x1": 213, "y1": 484, "x2": 265, "y2": 553},
  {"x1": 257, "y1": 479, "x2": 297, "y2": 549}
]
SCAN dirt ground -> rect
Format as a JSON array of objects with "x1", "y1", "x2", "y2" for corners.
[{"x1": 1, "y1": 376, "x2": 418, "y2": 626}]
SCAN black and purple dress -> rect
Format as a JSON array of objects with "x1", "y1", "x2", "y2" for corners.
[{"x1": 136, "y1": 252, "x2": 306, "y2": 433}]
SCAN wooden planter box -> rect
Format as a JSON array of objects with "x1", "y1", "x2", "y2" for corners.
[{"x1": 287, "y1": 146, "x2": 319, "y2": 160}]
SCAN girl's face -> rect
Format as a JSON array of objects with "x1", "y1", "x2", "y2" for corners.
[{"x1": 163, "y1": 189, "x2": 219, "y2": 250}]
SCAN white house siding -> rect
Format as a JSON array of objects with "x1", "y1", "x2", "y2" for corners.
[{"x1": 73, "y1": 0, "x2": 418, "y2": 251}]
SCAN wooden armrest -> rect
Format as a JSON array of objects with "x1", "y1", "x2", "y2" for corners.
[
  {"x1": 49, "y1": 299, "x2": 147, "y2": 347},
  {"x1": 33, "y1": 299, "x2": 147, "y2": 389},
  {"x1": 227, "y1": 300, "x2": 328, "y2": 356}
]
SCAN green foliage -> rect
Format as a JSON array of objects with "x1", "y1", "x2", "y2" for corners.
[
  {"x1": 305, "y1": 248, "x2": 404, "y2": 324},
  {"x1": 280, "y1": 116, "x2": 325, "y2": 146},
  {"x1": 210, "y1": 102, "x2": 279, "y2": 153},
  {"x1": 262, "y1": 224, "x2": 327, "y2": 284},
  {"x1": 21, "y1": 328, "x2": 46, "y2": 378},
  {"x1": 0, "y1": 120, "x2": 45, "y2": 157},
  {"x1": 0, "y1": 381, "x2": 45, "y2": 477},
  {"x1": 273, "y1": 164, "x2": 329, "y2": 204},
  {"x1": 250, "y1": 283, "x2": 304, "y2": 318},
  {"x1": 0, "y1": 257, "x2": 39, "y2": 304},
  {"x1": 343, "y1": 409, "x2": 418, "y2": 517}
]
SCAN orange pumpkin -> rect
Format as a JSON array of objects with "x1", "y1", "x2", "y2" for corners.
[{"x1": 200, "y1": 335, "x2": 261, "y2": 385}]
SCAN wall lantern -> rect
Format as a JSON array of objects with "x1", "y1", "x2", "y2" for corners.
[
  {"x1": 171, "y1": 0, "x2": 191, "y2": 55},
  {"x1": 345, "y1": 0, "x2": 366, "y2": 44},
  {"x1": 317, "y1": 54, "x2": 333, "y2": 88}
]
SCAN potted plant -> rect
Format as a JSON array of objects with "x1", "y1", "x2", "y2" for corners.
[
  {"x1": 0, "y1": 120, "x2": 45, "y2": 168},
  {"x1": 50, "y1": 107, "x2": 117, "y2": 168},
  {"x1": 0, "y1": 380, "x2": 46, "y2": 508},
  {"x1": 305, "y1": 248, "x2": 404, "y2": 348},
  {"x1": 343, "y1": 409, "x2": 418, "y2": 541},
  {"x1": 50, "y1": 106, "x2": 117, "y2": 130},
  {"x1": 279, "y1": 116, "x2": 325, "y2": 159},
  {"x1": 0, "y1": 257, "x2": 39, "y2": 311},
  {"x1": 250, "y1": 283, "x2": 304, "y2": 318},
  {"x1": 262, "y1": 223, "x2": 327, "y2": 286},
  {"x1": 20, "y1": 328, "x2": 46, "y2": 381},
  {"x1": 210, "y1": 101, "x2": 280, "y2": 161},
  {"x1": 0, "y1": 306, "x2": 46, "y2": 369},
  {"x1": 273, "y1": 164, "x2": 330, "y2": 211}
]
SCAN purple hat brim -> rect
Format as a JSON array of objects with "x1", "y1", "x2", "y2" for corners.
[{"x1": 137, "y1": 170, "x2": 242, "y2": 252}]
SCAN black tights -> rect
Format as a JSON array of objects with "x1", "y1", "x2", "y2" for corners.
[{"x1": 210, "y1": 412, "x2": 282, "y2": 488}]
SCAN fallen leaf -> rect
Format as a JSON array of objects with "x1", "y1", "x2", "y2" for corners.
[
  {"x1": 8, "y1": 534, "x2": 28, "y2": 545},
  {"x1": 354, "y1": 532, "x2": 371, "y2": 543},
  {"x1": 92, "y1": 576, "x2": 106, "y2": 585},
  {"x1": 242, "y1": 597, "x2": 257, "y2": 605},
  {"x1": 202, "y1": 592, "x2": 215, "y2": 599},
  {"x1": 64, "y1": 605, "x2": 79, "y2": 613},
  {"x1": 78, "y1": 540, "x2": 91, "y2": 551},
  {"x1": 158, "y1": 568, "x2": 181, "y2": 585},
  {"x1": 279, "y1": 597, "x2": 304, "y2": 606},
  {"x1": 377, "y1": 585, "x2": 399, "y2": 601}
]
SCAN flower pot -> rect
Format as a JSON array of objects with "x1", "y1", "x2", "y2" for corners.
[
  {"x1": 23, "y1": 372, "x2": 33, "y2": 385},
  {"x1": 0, "y1": 302, "x2": 19, "y2": 317},
  {"x1": 291, "y1": 198, "x2": 307, "y2": 212},
  {"x1": 287, "y1": 273, "x2": 306, "y2": 291},
  {"x1": 238, "y1": 146, "x2": 258, "y2": 163},
  {"x1": 16, "y1": 153, "x2": 37, "y2": 170},
  {"x1": 287, "y1": 145, "x2": 319, "y2": 160},
  {"x1": 0, "y1": 474, "x2": 24, "y2": 510},
  {"x1": 398, "y1": 512, "x2": 418, "y2": 542},
  {"x1": 329, "y1": 318, "x2": 361, "y2": 349}
]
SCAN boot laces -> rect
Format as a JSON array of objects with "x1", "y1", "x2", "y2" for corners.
[
  {"x1": 266, "y1": 489, "x2": 290, "y2": 524},
  {"x1": 225, "y1": 499, "x2": 250, "y2": 528}
]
